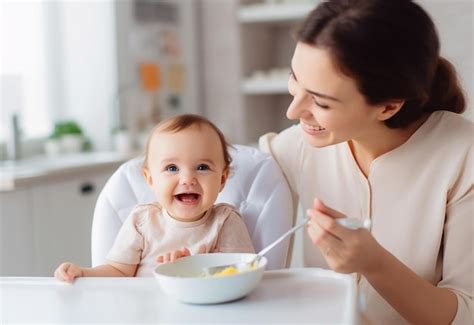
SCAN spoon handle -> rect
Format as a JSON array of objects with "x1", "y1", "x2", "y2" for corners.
[
  {"x1": 257, "y1": 217, "x2": 310, "y2": 258},
  {"x1": 256, "y1": 216, "x2": 371, "y2": 260}
]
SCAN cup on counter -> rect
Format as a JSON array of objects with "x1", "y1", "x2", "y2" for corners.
[
  {"x1": 44, "y1": 139, "x2": 62, "y2": 156},
  {"x1": 113, "y1": 130, "x2": 134, "y2": 156}
]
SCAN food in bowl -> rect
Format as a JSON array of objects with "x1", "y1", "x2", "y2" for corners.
[
  {"x1": 210, "y1": 260, "x2": 259, "y2": 277},
  {"x1": 154, "y1": 253, "x2": 267, "y2": 304},
  {"x1": 212, "y1": 266, "x2": 239, "y2": 277}
]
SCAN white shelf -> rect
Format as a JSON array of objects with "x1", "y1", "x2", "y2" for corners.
[
  {"x1": 238, "y1": 3, "x2": 316, "y2": 23},
  {"x1": 242, "y1": 77, "x2": 289, "y2": 95}
]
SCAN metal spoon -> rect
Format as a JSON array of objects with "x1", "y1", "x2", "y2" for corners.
[{"x1": 203, "y1": 217, "x2": 371, "y2": 276}]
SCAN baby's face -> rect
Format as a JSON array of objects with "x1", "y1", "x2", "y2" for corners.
[{"x1": 144, "y1": 124, "x2": 228, "y2": 222}]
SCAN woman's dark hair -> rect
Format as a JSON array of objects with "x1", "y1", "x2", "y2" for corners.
[{"x1": 297, "y1": 0, "x2": 466, "y2": 128}]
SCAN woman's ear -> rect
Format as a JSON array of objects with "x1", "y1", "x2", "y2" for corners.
[
  {"x1": 377, "y1": 100, "x2": 405, "y2": 121},
  {"x1": 219, "y1": 167, "x2": 230, "y2": 192},
  {"x1": 142, "y1": 167, "x2": 154, "y2": 186}
]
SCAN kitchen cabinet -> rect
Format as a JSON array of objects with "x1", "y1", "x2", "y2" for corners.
[
  {"x1": 0, "y1": 189, "x2": 34, "y2": 276},
  {"x1": 31, "y1": 172, "x2": 111, "y2": 276},
  {"x1": 0, "y1": 168, "x2": 117, "y2": 276}
]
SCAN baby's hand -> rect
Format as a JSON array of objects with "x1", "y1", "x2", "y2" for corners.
[
  {"x1": 157, "y1": 247, "x2": 191, "y2": 264},
  {"x1": 54, "y1": 262, "x2": 83, "y2": 283}
]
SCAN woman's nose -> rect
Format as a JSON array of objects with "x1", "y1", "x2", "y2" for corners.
[{"x1": 286, "y1": 92, "x2": 312, "y2": 121}]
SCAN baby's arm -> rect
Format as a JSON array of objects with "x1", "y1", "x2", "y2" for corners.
[{"x1": 54, "y1": 261, "x2": 137, "y2": 283}]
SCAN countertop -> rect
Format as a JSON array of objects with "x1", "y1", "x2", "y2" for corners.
[
  {"x1": 0, "y1": 151, "x2": 138, "y2": 191},
  {"x1": 1, "y1": 268, "x2": 360, "y2": 323}
]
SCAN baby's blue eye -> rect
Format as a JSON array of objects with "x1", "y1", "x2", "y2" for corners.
[
  {"x1": 197, "y1": 164, "x2": 210, "y2": 171},
  {"x1": 166, "y1": 165, "x2": 178, "y2": 172}
]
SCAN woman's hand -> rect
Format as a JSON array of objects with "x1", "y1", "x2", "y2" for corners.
[
  {"x1": 306, "y1": 198, "x2": 384, "y2": 275},
  {"x1": 157, "y1": 247, "x2": 191, "y2": 264},
  {"x1": 54, "y1": 262, "x2": 84, "y2": 283}
]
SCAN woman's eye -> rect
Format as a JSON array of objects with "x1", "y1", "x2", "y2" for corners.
[
  {"x1": 197, "y1": 164, "x2": 210, "y2": 171},
  {"x1": 312, "y1": 97, "x2": 330, "y2": 109},
  {"x1": 166, "y1": 165, "x2": 178, "y2": 172}
]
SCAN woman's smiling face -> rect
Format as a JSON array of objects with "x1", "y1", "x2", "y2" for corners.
[{"x1": 287, "y1": 42, "x2": 384, "y2": 148}]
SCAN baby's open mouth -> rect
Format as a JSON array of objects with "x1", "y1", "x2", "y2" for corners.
[{"x1": 175, "y1": 193, "x2": 200, "y2": 203}]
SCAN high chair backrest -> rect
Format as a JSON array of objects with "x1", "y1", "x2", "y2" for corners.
[{"x1": 91, "y1": 145, "x2": 293, "y2": 270}]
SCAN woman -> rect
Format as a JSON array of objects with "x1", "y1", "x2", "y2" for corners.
[{"x1": 260, "y1": 1, "x2": 472, "y2": 324}]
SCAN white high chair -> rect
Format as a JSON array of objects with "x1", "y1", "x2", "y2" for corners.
[{"x1": 91, "y1": 145, "x2": 293, "y2": 270}]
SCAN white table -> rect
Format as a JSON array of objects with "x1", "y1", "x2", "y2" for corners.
[{"x1": 1, "y1": 268, "x2": 359, "y2": 323}]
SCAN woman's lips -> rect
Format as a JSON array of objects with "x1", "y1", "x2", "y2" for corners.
[{"x1": 301, "y1": 121, "x2": 327, "y2": 135}]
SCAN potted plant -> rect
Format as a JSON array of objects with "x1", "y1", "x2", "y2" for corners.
[{"x1": 44, "y1": 121, "x2": 85, "y2": 155}]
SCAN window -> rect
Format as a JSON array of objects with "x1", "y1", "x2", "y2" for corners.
[
  {"x1": 1, "y1": 1, "x2": 117, "y2": 152},
  {"x1": 1, "y1": 1, "x2": 52, "y2": 140}
]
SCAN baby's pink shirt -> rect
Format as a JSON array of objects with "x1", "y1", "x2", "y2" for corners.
[{"x1": 106, "y1": 202, "x2": 255, "y2": 277}]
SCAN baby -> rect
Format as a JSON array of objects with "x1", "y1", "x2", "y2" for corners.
[{"x1": 55, "y1": 114, "x2": 255, "y2": 282}]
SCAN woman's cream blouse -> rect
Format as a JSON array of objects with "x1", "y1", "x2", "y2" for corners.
[{"x1": 260, "y1": 111, "x2": 473, "y2": 324}]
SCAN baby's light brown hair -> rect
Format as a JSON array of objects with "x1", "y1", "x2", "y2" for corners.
[{"x1": 142, "y1": 114, "x2": 232, "y2": 174}]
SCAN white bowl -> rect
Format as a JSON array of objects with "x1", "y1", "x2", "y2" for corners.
[{"x1": 154, "y1": 253, "x2": 267, "y2": 304}]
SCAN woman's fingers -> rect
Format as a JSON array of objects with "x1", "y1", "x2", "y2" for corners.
[
  {"x1": 307, "y1": 217, "x2": 343, "y2": 251},
  {"x1": 313, "y1": 198, "x2": 346, "y2": 219},
  {"x1": 306, "y1": 199, "x2": 380, "y2": 274},
  {"x1": 308, "y1": 205, "x2": 352, "y2": 240}
]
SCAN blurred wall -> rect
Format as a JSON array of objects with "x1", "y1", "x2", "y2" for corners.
[
  {"x1": 199, "y1": 0, "x2": 473, "y2": 145},
  {"x1": 199, "y1": 0, "x2": 245, "y2": 144},
  {"x1": 419, "y1": 0, "x2": 473, "y2": 121},
  {"x1": 54, "y1": 1, "x2": 117, "y2": 151}
]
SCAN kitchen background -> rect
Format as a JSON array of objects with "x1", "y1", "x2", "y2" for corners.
[{"x1": 1, "y1": 0, "x2": 472, "y2": 276}]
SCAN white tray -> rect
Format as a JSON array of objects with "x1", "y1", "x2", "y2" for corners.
[{"x1": 1, "y1": 268, "x2": 358, "y2": 323}]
